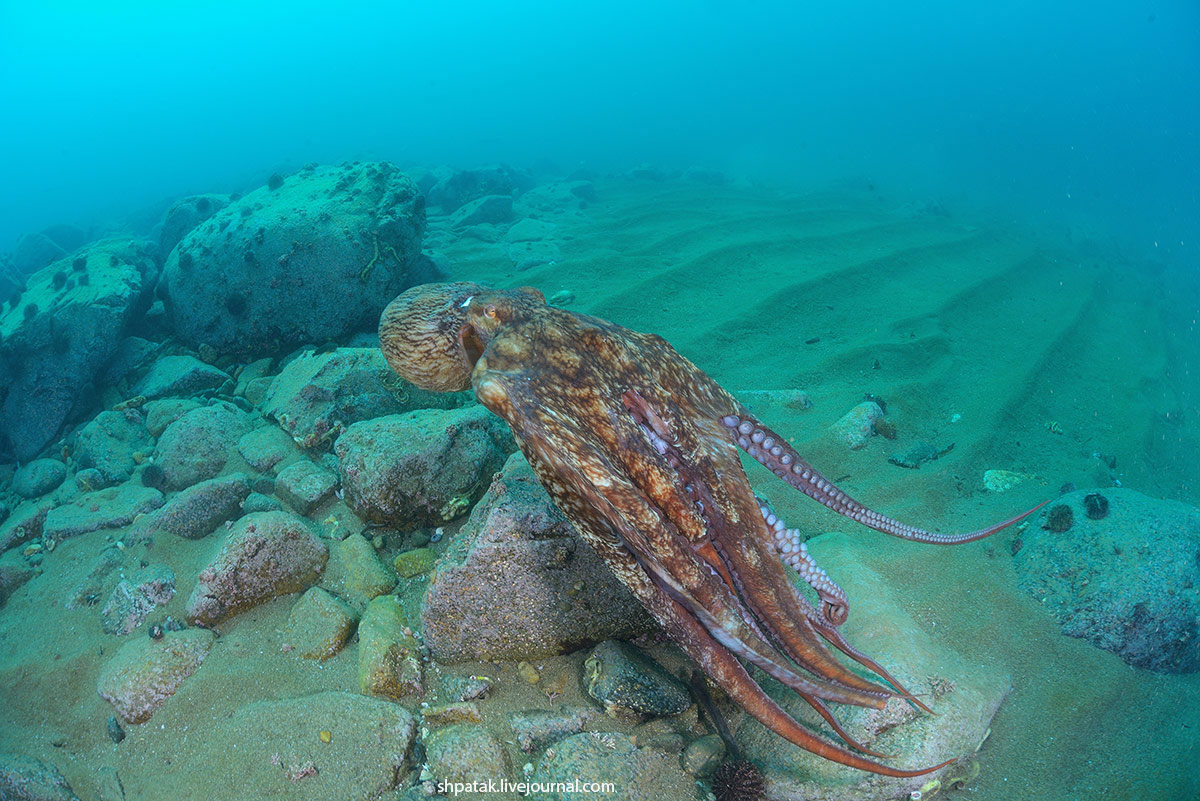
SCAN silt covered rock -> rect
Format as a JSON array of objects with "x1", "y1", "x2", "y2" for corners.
[
  {"x1": 160, "y1": 162, "x2": 425, "y2": 356},
  {"x1": 421, "y1": 454, "x2": 654, "y2": 663},
  {"x1": 96, "y1": 627, "x2": 214, "y2": 723},
  {"x1": 335, "y1": 404, "x2": 513, "y2": 531},
  {"x1": 186, "y1": 510, "x2": 328, "y2": 627},
  {"x1": 153, "y1": 403, "x2": 249, "y2": 490},
  {"x1": 1015, "y1": 488, "x2": 1200, "y2": 673}
]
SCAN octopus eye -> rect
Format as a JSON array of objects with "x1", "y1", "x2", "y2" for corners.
[{"x1": 485, "y1": 304, "x2": 498, "y2": 319}]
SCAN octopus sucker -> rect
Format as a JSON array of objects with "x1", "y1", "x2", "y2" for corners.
[{"x1": 379, "y1": 282, "x2": 1044, "y2": 778}]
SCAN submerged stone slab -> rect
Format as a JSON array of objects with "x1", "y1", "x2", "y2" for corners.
[{"x1": 97, "y1": 628, "x2": 214, "y2": 724}]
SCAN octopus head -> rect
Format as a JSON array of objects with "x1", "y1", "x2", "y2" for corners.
[{"x1": 379, "y1": 281, "x2": 546, "y2": 391}]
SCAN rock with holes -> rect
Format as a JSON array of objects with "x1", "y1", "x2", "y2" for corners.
[
  {"x1": 159, "y1": 163, "x2": 425, "y2": 357},
  {"x1": 1014, "y1": 488, "x2": 1200, "y2": 674},
  {"x1": 0, "y1": 239, "x2": 154, "y2": 460}
]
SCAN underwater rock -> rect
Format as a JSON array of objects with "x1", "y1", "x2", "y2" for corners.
[
  {"x1": 0, "y1": 550, "x2": 37, "y2": 607},
  {"x1": 130, "y1": 473, "x2": 252, "y2": 541},
  {"x1": 504, "y1": 217, "x2": 557, "y2": 242},
  {"x1": 103, "y1": 335, "x2": 162, "y2": 388},
  {"x1": 425, "y1": 165, "x2": 534, "y2": 213},
  {"x1": 439, "y1": 673, "x2": 494, "y2": 702},
  {"x1": 529, "y1": 732, "x2": 692, "y2": 801},
  {"x1": 335, "y1": 405, "x2": 513, "y2": 531},
  {"x1": 421, "y1": 701, "x2": 483, "y2": 727},
  {"x1": 132, "y1": 354, "x2": 231, "y2": 399},
  {"x1": 424, "y1": 724, "x2": 510, "y2": 785},
  {"x1": 158, "y1": 193, "x2": 229, "y2": 256},
  {"x1": 208, "y1": 691, "x2": 415, "y2": 800},
  {"x1": 96, "y1": 627, "x2": 214, "y2": 723},
  {"x1": 160, "y1": 162, "x2": 424, "y2": 356},
  {"x1": 828, "y1": 401, "x2": 884, "y2": 450},
  {"x1": 274, "y1": 459, "x2": 337, "y2": 515},
  {"x1": 510, "y1": 707, "x2": 596, "y2": 753},
  {"x1": 10, "y1": 232, "x2": 66, "y2": 274},
  {"x1": 320, "y1": 532, "x2": 396, "y2": 608},
  {"x1": 73, "y1": 409, "x2": 153, "y2": 484},
  {"x1": 154, "y1": 403, "x2": 248, "y2": 490},
  {"x1": 421, "y1": 454, "x2": 653, "y2": 663},
  {"x1": 0, "y1": 238, "x2": 154, "y2": 460},
  {"x1": 281, "y1": 586, "x2": 359, "y2": 660},
  {"x1": 0, "y1": 499, "x2": 52, "y2": 554},
  {"x1": 186, "y1": 510, "x2": 327, "y2": 627},
  {"x1": 242, "y1": 491, "x2": 283, "y2": 513},
  {"x1": 11, "y1": 459, "x2": 66, "y2": 499},
  {"x1": 888, "y1": 441, "x2": 945, "y2": 469},
  {"x1": 584, "y1": 640, "x2": 692, "y2": 720},
  {"x1": 42, "y1": 484, "x2": 164, "y2": 543},
  {"x1": 356, "y1": 594, "x2": 422, "y2": 700},
  {"x1": 680, "y1": 734, "x2": 725, "y2": 777},
  {"x1": 392, "y1": 546, "x2": 437, "y2": 578},
  {"x1": 235, "y1": 424, "x2": 298, "y2": 473},
  {"x1": 514, "y1": 180, "x2": 595, "y2": 215},
  {"x1": 1015, "y1": 488, "x2": 1200, "y2": 673},
  {"x1": 142, "y1": 397, "x2": 201, "y2": 437},
  {"x1": 508, "y1": 239, "x2": 561, "y2": 271},
  {"x1": 262, "y1": 347, "x2": 458, "y2": 452},
  {"x1": 983, "y1": 468, "x2": 1028, "y2": 493},
  {"x1": 64, "y1": 544, "x2": 127, "y2": 610},
  {"x1": 100, "y1": 564, "x2": 176, "y2": 635},
  {"x1": 449, "y1": 194, "x2": 513, "y2": 228},
  {"x1": 735, "y1": 530, "x2": 1011, "y2": 801},
  {"x1": 0, "y1": 751, "x2": 81, "y2": 801}
]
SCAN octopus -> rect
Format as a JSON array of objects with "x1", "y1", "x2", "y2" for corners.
[{"x1": 379, "y1": 282, "x2": 1044, "y2": 777}]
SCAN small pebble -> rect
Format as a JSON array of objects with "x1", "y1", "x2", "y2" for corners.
[
  {"x1": 517, "y1": 661, "x2": 541, "y2": 684},
  {"x1": 107, "y1": 715, "x2": 126, "y2": 744},
  {"x1": 319, "y1": 730, "x2": 332, "y2": 743}
]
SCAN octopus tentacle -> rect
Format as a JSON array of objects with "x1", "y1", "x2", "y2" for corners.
[
  {"x1": 723, "y1": 411, "x2": 1048, "y2": 544},
  {"x1": 758, "y1": 500, "x2": 935, "y2": 714}
]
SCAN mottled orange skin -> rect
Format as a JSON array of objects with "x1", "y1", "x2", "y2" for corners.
[{"x1": 380, "y1": 283, "x2": 970, "y2": 777}]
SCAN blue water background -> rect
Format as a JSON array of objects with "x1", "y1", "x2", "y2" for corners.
[{"x1": 0, "y1": 0, "x2": 1196, "y2": 270}]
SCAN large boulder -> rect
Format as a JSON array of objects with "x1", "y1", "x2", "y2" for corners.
[
  {"x1": 153, "y1": 403, "x2": 249, "y2": 490},
  {"x1": 261, "y1": 347, "x2": 461, "y2": 451},
  {"x1": 158, "y1": 193, "x2": 229, "y2": 256},
  {"x1": 335, "y1": 405, "x2": 513, "y2": 530},
  {"x1": 1014, "y1": 488, "x2": 1200, "y2": 673},
  {"x1": 0, "y1": 239, "x2": 153, "y2": 460},
  {"x1": 159, "y1": 162, "x2": 425, "y2": 356},
  {"x1": 421, "y1": 454, "x2": 654, "y2": 662}
]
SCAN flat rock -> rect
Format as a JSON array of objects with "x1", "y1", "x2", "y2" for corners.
[
  {"x1": 236, "y1": 424, "x2": 299, "y2": 472},
  {"x1": 186, "y1": 510, "x2": 328, "y2": 627},
  {"x1": 1015, "y1": 488, "x2": 1200, "y2": 673},
  {"x1": 510, "y1": 707, "x2": 595, "y2": 753},
  {"x1": 133, "y1": 354, "x2": 231, "y2": 399},
  {"x1": 204, "y1": 692, "x2": 415, "y2": 801},
  {"x1": 281, "y1": 586, "x2": 359, "y2": 660},
  {"x1": 424, "y1": 723, "x2": 509, "y2": 785},
  {"x1": 735, "y1": 531, "x2": 1010, "y2": 801},
  {"x1": 43, "y1": 484, "x2": 164, "y2": 543},
  {"x1": 130, "y1": 473, "x2": 251, "y2": 540},
  {"x1": 261, "y1": 347, "x2": 459, "y2": 451},
  {"x1": 0, "y1": 752, "x2": 81, "y2": 801},
  {"x1": 160, "y1": 163, "x2": 425, "y2": 357},
  {"x1": 450, "y1": 194, "x2": 513, "y2": 228},
  {"x1": 357, "y1": 594, "x2": 422, "y2": 700},
  {"x1": 96, "y1": 628, "x2": 214, "y2": 723},
  {"x1": 426, "y1": 165, "x2": 533, "y2": 213},
  {"x1": 335, "y1": 405, "x2": 513, "y2": 531},
  {"x1": 503, "y1": 217, "x2": 556, "y2": 242},
  {"x1": 154, "y1": 403, "x2": 248, "y2": 490},
  {"x1": 100, "y1": 564, "x2": 176, "y2": 635},
  {"x1": 0, "y1": 549, "x2": 37, "y2": 606},
  {"x1": 0, "y1": 500, "x2": 52, "y2": 553},
  {"x1": 422, "y1": 454, "x2": 654, "y2": 662},
  {"x1": 12, "y1": 459, "x2": 67, "y2": 499},
  {"x1": 529, "y1": 732, "x2": 693, "y2": 801},
  {"x1": 143, "y1": 398, "x2": 201, "y2": 437},
  {"x1": 275, "y1": 459, "x2": 337, "y2": 515}
]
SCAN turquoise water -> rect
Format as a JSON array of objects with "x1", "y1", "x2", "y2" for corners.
[{"x1": 0, "y1": 3, "x2": 1197, "y2": 801}]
